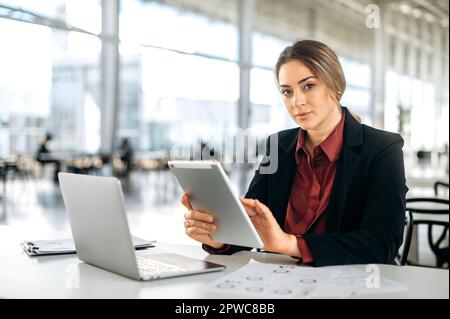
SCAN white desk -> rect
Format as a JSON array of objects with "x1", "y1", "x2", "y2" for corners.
[{"x1": 0, "y1": 226, "x2": 448, "y2": 299}]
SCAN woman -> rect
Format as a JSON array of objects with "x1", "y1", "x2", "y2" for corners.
[{"x1": 181, "y1": 40, "x2": 408, "y2": 266}]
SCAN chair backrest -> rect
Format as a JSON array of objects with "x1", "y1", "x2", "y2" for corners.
[
  {"x1": 434, "y1": 181, "x2": 449, "y2": 198},
  {"x1": 405, "y1": 197, "x2": 449, "y2": 268},
  {"x1": 395, "y1": 210, "x2": 414, "y2": 266}
]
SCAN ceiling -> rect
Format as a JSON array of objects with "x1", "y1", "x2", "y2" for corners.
[
  {"x1": 143, "y1": 0, "x2": 448, "y2": 63},
  {"x1": 147, "y1": 0, "x2": 449, "y2": 27}
]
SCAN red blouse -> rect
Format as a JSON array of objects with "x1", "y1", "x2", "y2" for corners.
[
  {"x1": 203, "y1": 113, "x2": 345, "y2": 260},
  {"x1": 284, "y1": 113, "x2": 345, "y2": 263}
]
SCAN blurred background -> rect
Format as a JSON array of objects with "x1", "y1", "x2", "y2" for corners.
[{"x1": 0, "y1": 0, "x2": 448, "y2": 267}]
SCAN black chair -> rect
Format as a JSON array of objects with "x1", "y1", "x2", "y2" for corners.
[
  {"x1": 405, "y1": 197, "x2": 449, "y2": 268},
  {"x1": 434, "y1": 181, "x2": 449, "y2": 197},
  {"x1": 0, "y1": 160, "x2": 5, "y2": 202},
  {"x1": 395, "y1": 210, "x2": 414, "y2": 266}
]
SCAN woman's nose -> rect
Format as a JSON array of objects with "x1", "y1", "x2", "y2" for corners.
[{"x1": 292, "y1": 90, "x2": 305, "y2": 108}]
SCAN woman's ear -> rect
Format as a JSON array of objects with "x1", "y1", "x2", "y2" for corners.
[{"x1": 327, "y1": 88, "x2": 341, "y2": 106}]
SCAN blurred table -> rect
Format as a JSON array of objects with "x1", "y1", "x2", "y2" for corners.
[
  {"x1": 406, "y1": 163, "x2": 448, "y2": 189},
  {"x1": 64, "y1": 155, "x2": 103, "y2": 175}
]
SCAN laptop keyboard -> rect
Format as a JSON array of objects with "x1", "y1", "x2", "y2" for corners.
[{"x1": 136, "y1": 256, "x2": 187, "y2": 276}]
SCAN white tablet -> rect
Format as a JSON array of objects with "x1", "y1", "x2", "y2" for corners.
[{"x1": 168, "y1": 160, "x2": 263, "y2": 249}]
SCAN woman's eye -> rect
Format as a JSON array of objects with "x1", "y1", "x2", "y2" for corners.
[
  {"x1": 304, "y1": 83, "x2": 315, "y2": 90},
  {"x1": 281, "y1": 89, "x2": 292, "y2": 96}
]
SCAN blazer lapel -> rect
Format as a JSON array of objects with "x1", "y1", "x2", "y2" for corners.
[
  {"x1": 326, "y1": 107, "x2": 364, "y2": 232},
  {"x1": 269, "y1": 130, "x2": 298, "y2": 227}
]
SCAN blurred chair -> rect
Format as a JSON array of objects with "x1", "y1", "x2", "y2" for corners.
[
  {"x1": 434, "y1": 181, "x2": 449, "y2": 198},
  {"x1": 395, "y1": 210, "x2": 414, "y2": 266},
  {"x1": 406, "y1": 197, "x2": 449, "y2": 268},
  {"x1": 4, "y1": 155, "x2": 43, "y2": 202},
  {"x1": 0, "y1": 159, "x2": 6, "y2": 202}
]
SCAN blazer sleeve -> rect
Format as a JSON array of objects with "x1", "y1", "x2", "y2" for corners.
[
  {"x1": 203, "y1": 136, "x2": 271, "y2": 255},
  {"x1": 303, "y1": 136, "x2": 408, "y2": 266}
]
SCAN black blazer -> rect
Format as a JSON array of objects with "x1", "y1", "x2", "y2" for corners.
[{"x1": 218, "y1": 107, "x2": 408, "y2": 266}]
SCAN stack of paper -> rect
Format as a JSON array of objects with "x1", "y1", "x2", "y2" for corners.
[{"x1": 21, "y1": 236, "x2": 156, "y2": 256}]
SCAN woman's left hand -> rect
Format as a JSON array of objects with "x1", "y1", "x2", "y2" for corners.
[{"x1": 240, "y1": 198, "x2": 300, "y2": 256}]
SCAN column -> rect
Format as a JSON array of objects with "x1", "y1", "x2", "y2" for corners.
[
  {"x1": 237, "y1": 0, "x2": 254, "y2": 194},
  {"x1": 100, "y1": 0, "x2": 120, "y2": 167},
  {"x1": 372, "y1": 3, "x2": 388, "y2": 128}
]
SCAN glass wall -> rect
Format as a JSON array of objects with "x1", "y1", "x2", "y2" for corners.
[
  {"x1": 339, "y1": 57, "x2": 372, "y2": 125},
  {"x1": 385, "y1": 70, "x2": 449, "y2": 165},
  {"x1": 0, "y1": 0, "x2": 101, "y2": 157},
  {"x1": 250, "y1": 33, "x2": 293, "y2": 137},
  {"x1": 0, "y1": 0, "x2": 447, "y2": 166},
  {"x1": 117, "y1": 0, "x2": 239, "y2": 154}
]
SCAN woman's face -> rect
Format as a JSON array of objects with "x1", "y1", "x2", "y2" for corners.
[{"x1": 278, "y1": 60, "x2": 339, "y2": 131}]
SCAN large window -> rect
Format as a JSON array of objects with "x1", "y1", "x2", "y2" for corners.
[
  {"x1": 249, "y1": 33, "x2": 293, "y2": 139},
  {"x1": 339, "y1": 57, "x2": 372, "y2": 125},
  {"x1": 0, "y1": 1, "x2": 101, "y2": 156},
  {"x1": 384, "y1": 69, "x2": 448, "y2": 166},
  {"x1": 0, "y1": 0, "x2": 101, "y2": 33},
  {"x1": 1, "y1": 0, "x2": 446, "y2": 165},
  {"x1": 117, "y1": 0, "x2": 239, "y2": 152},
  {"x1": 120, "y1": 0, "x2": 237, "y2": 61}
]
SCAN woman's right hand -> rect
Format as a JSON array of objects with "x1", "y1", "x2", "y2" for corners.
[{"x1": 181, "y1": 193, "x2": 225, "y2": 249}]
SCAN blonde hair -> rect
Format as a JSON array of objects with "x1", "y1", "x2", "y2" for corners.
[
  {"x1": 275, "y1": 40, "x2": 346, "y2": 102},
  {"x1": 350, "y1": 111, "x2": 362, "y2": 123}
]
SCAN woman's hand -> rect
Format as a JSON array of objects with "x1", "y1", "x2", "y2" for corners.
[
  {"x1": 240, "y1": 198, "x2": 300, "y2": 257},
  {"x1": 181, "y1": 193, "x2": 225, "y2": 249}
]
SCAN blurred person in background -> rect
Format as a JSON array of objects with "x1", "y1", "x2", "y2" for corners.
[
  {"x1": 119, "y1": 138, "x2": 134, "y2": 178},
  {"x1": 36, "y1": 133, "x2": 61, "y2": 183}
]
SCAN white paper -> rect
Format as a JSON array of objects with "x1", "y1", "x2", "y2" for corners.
[
  {"x1": 207, "y1": 260, "x2": 408, "y2": 299},
  {"x1": 310, "y1": 266, "x2": 408, "y2": 298},
  {"x1": 207, "y1": 259, "x2": 341, "y2": 298}
]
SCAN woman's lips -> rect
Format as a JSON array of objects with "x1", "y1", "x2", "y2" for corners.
[{"x1": 296, "y1": 111, "x2": 312, "y2": 119}]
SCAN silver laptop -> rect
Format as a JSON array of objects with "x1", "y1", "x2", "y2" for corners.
[{"x1": 58, "y1": 172, "x2": 225, "y2": 281}]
